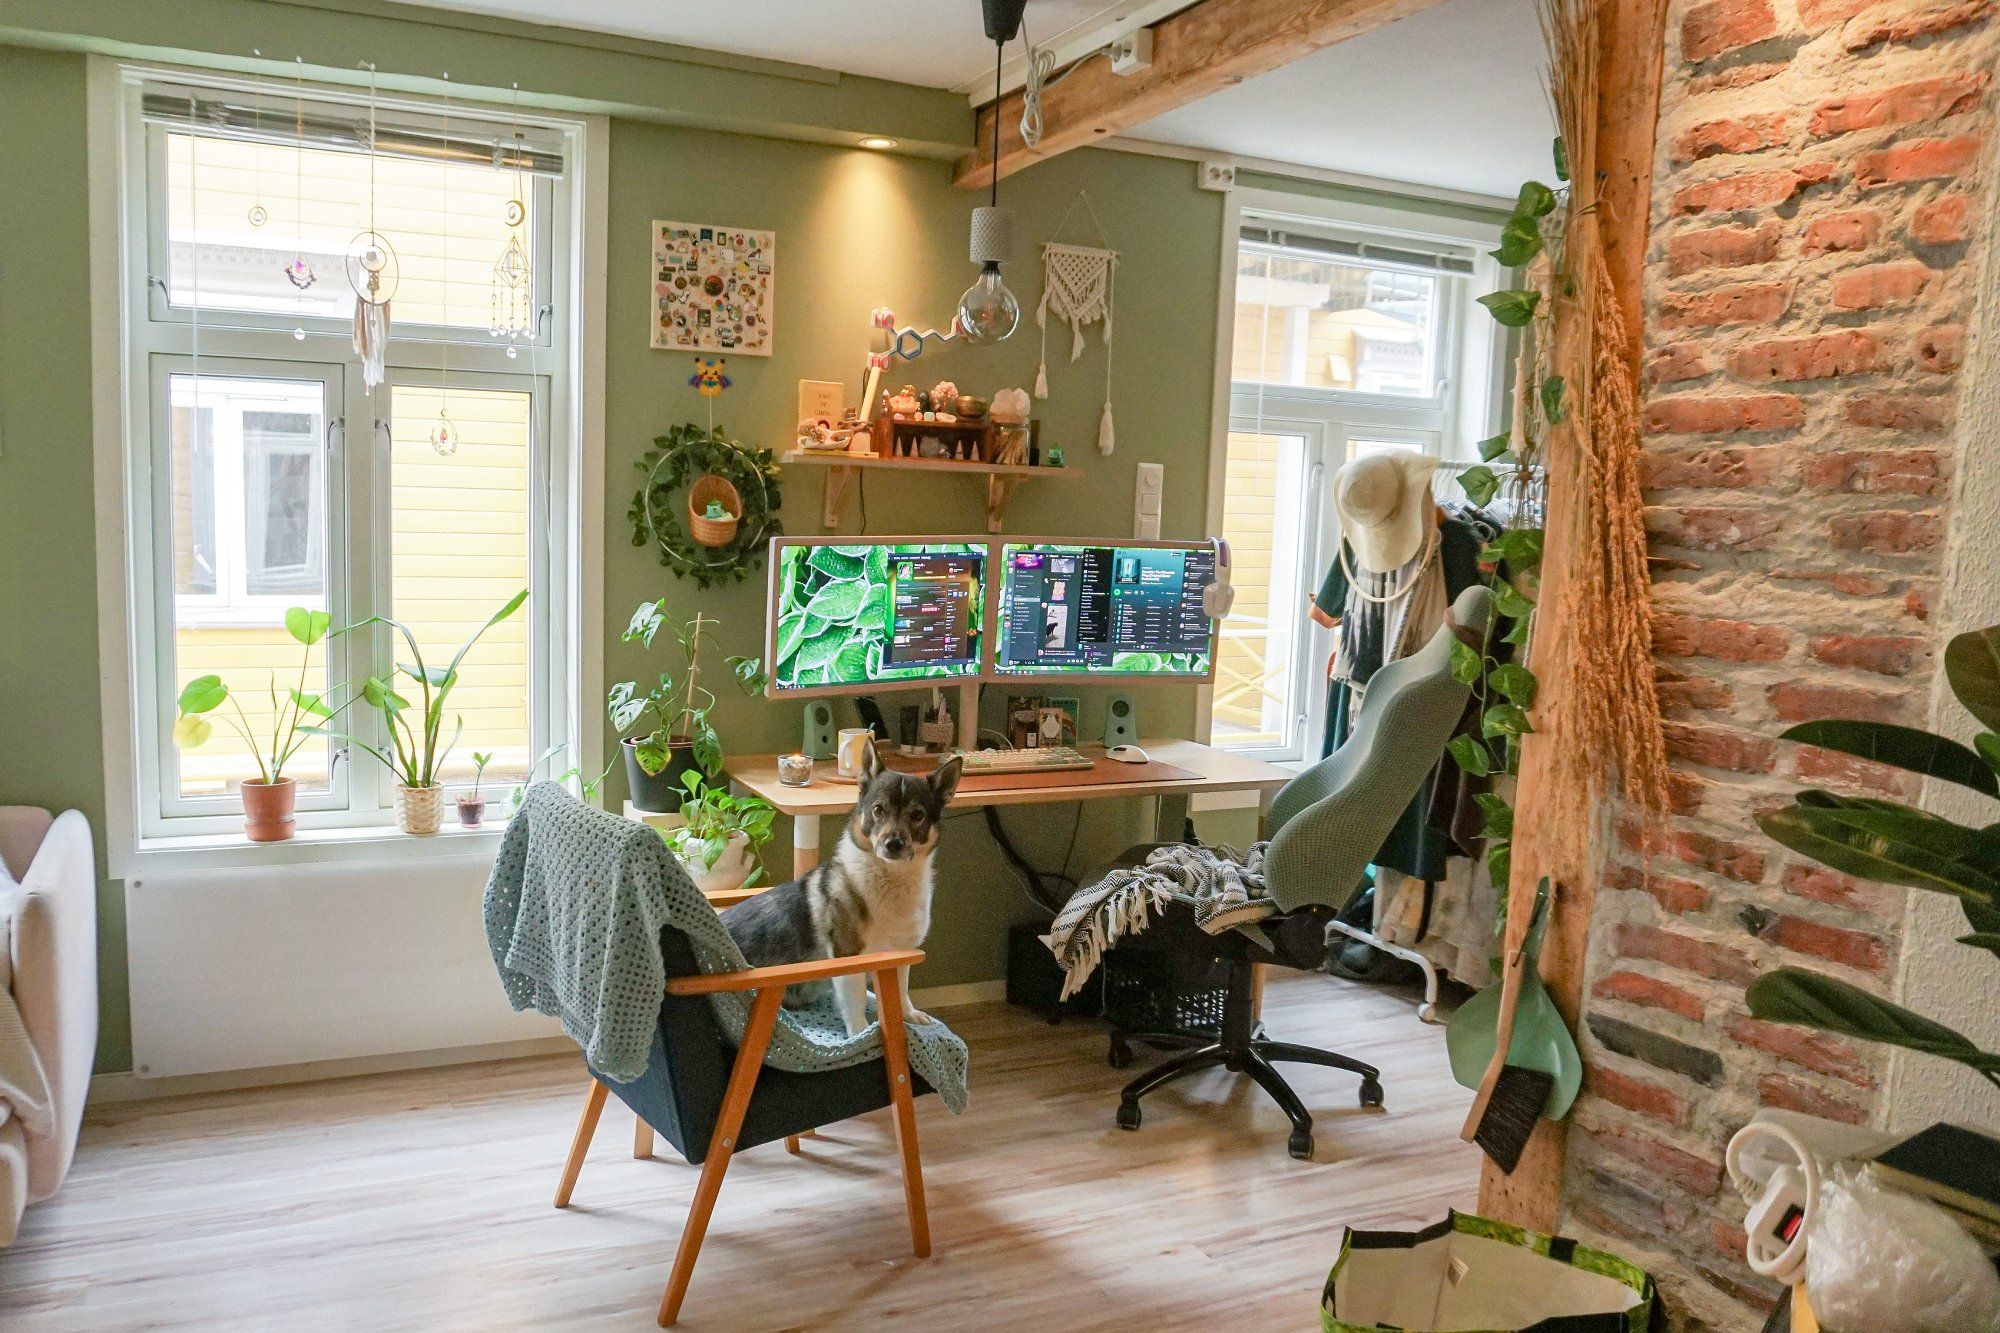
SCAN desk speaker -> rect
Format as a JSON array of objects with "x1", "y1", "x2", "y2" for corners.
[
  {"x1": 1102, "y1": 694, "x2": 1138, "y2": 748},
  {"x1": 803, "y1": 702, "x2": 837, "y2": 760}
]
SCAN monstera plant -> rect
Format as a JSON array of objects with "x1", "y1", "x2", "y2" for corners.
[{"x1": 1748, "y1": 623, "x2": 2000, "y2": 1096}]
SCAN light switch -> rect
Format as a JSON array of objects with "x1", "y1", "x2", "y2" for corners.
[{"x1": 1135, "y1": 462, "x2": 1164, "y2": 538}]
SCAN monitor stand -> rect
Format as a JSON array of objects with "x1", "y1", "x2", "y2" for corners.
[{"x1": 957, "y1": 681, "x2": 980, "y2": 750}]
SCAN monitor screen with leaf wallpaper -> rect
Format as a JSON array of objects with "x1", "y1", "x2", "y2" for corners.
[{"x1": 765, "y1": 539, "x2": 987, "y2": 696}]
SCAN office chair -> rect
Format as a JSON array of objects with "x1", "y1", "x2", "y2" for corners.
[{"x1": 1106, "y1": 584, "x2": 1495, "y2": 1159}]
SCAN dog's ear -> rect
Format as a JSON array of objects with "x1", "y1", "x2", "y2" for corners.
[
  {"x1": 930, "y1": 752, "x2": 963, "y2": 806},
  {"x1": 860, "y1": 737, "x2": 882, "y2": 784}
]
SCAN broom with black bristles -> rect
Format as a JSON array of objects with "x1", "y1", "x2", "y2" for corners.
[{"x1": 1459, "y1": 891, "x2": 1556, "y2": 1173}]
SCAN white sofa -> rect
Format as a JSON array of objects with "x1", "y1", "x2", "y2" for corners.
[{"x1": 0, "y1": 808, "x2": 97, "y2": 1245}]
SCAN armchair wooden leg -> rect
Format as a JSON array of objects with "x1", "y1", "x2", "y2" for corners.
[
  {"x1": 783, "y1": 1134, "x2": 802, "y2": 1154},
  {"x1": 555, "y1": 1079, "x2": 609, "y2": 1208},
  {"x1": 658, "y1": 986, "x2": 783, "y2": 1328},
  {"x1": 635, "y1": 1117, "x2": 655, "y2": 1159},
  {"x1": 872, "y1": 966, "x2": 931, "y2": 1259}
]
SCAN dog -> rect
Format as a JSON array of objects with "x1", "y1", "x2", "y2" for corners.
[{"x1": 721, "y1": 740, "x2": 962, "y2": 1035}]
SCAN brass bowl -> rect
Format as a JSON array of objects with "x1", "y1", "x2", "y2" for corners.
[{"x1": 955, "y1": 395, "x2": 988, "y2": 418}]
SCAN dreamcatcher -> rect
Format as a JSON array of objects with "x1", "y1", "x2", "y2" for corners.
[
  {"x1": 490, "y1": 84, "x2": 533, "y2": 353},
  {"x1": 347, "y1": 62, "x2": 397, "y2": 393},
  {"x1": 1034, "y1": 191, "x2": 1118, "y2": 455}
]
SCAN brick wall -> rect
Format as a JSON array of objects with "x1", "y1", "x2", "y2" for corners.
[{"x1": 1562, "y1": 2, "x2": 2000, "y2": 1327}]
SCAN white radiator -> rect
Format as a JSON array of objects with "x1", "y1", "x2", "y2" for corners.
[{"x1": 125, "y1": 853, "x2": 557, "y2": 1078}]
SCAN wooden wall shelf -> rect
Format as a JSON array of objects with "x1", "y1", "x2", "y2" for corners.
[{"x1": 782, "y1": 450, "x2": 1080, "y2": 532}]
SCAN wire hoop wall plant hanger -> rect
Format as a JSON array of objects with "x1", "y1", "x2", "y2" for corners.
[{"x1": 628, "y1": 423, "x2": 783, "y2": 589}]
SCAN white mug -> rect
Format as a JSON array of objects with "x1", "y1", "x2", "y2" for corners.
[{"x1": 836, "y1": 727, "x2": 874, "y2": 779}]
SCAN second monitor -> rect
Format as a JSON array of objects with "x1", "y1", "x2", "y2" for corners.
[{"x1": 995, "y1": 541, "x2": 1217, "y2": 679}]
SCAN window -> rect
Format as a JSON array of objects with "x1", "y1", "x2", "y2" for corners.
[
  {"x1": 1212, "y1": 203, "x2": 1500, "y2": 761},
  {"x1": 120, "y1": 68, "x2": 585, "y2": 836}
]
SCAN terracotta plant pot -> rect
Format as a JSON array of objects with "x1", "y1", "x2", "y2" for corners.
[
  {"x1": 456, "y1": 793, "x2": 487, "y2": 829},
  {"x1": 396, "y1": 784, "x2": 444, "y2": 836},
  {"x1": 240, "y1": 776, "x2": 297, "y2": 843},
  {"x1": 624, "y1": 736, "x2": 703, "y2": 814}
]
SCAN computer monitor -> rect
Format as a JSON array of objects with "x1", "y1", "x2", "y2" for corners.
[
  {"x1": 993, "y1": 539, "x2": 1219, "y2": 680},
  {"x1": 766, "y1": 538, "x2": 987, "y2": 695}
]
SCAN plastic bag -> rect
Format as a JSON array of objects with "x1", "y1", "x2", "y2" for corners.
[{"x1": 1806, "y1": 1166, "x2": 2000, "y2": 1333}]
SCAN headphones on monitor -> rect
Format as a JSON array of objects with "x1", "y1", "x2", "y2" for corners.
[{"x1": 1203, "y1": 538, "x2": 1235, "y2": 618}]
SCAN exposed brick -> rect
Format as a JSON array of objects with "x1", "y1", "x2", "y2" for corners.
[
  {"x1": 1725, "y1": 1014, "x2": 1877, "y2": 1085},
  {"x1": 1588, "y1": 1063, "x2": 1693, "y2": 1126},
  {"x1": 1843, "y1": 0, "x2": 1995, "y2": 51},
  {"x1": 1917, "y1": 323, "x2": 1964, "y2": 372},
  {"x1": 1912, "y1": 193, "x2": 1971, "y2": 244},
  {"x1": 1648, "y1": 343, "x2": 1715, "y2": 385},
  {"x1": 1661, "y1": 281, "x2": 1792, "y2": 328},
  {"x1": 1643, "y1": 393, "x2": 1803, "y2": 434},
  {"x1": 1830, "y1": 260, "x2": 1933, "y2": 309},
  {"x1": 1856, "y1": 134, "x2": 1982, "y2": 187},
  {"x1": 1616, "y1": 923, "x2": 1762, "y2": 984},
  {"x1": 1683, "y1": 0, "x2": 1779, "y2": 60},
  {"x1": 1727, "y1": 329, "x2": 1880, "y2": 382},
  {"x1": 1771, "y1": 568, "x2": 1893, "y2": 596},
  {"x1": 1801, "y1": 448, "x2": 1941, "y2": 494},
  {"x1": 1664, "y1": 720, "x2": 1779, "y2": 774},
  {"x1": 1673, "y1": 113, "x2": 1791, "y2": 162},
  {"x1": 1808, "y1": 632, "x2": 1924, "y2": 674},
  {"x1": 1810, "y1": 72, "x2": 1987, "y2": 138},
  {"x1": 1760, "y1": 913, "x2": 1890, "y2": 970},
  {"x1": 1593, "y1": 969, "x2": 1708, "y2": 1021},
  {"x1": 1792, "y1": 743, "x2": 1924, "y2": 798},
  {"x1": 1665, "y1": 767, "x2": 1712, "y2": 815},
  {"x1": 1652, "y1": 613, "x2": 1790, "y2": 662},
  {"x1": 1656, "y1": 668, "x2": 1736, "y2": 714},
  {"x1": 1581, "y1": 1121, "x2": 1724, "y2": 1196},
  {"x1": 1589, "y1": 1014, "x2": 1728, "y2": 1088},
  {"x1": 1759, "y1": 1073, "x2": 1868, "y2": 1123},
  {"x1": 1843, "y1": 392, "x2": 1951, "y2": 430},
  {"x1": 1800, "y1": 0, "x2": 1877, "y2": 25},
  {"x1": 1646, "y1": 505, "x2": 1783, "y2": 551},
  {"x1": 1581, "y1": 1166, "x2": 1679, "y2": 1233},
  {"x1": 1801, "y1": 207, "x2": 1883, "y2": 253},
  {"x1": 1667, "y1": 222, "x2": 1782, "y2": 275},
  {"x1": 1672, "y1": 164, "x2": 1839, "y2": 215},
  {"x1": 1768, "y1": 679, "x2": 1912, "y2": 722},
  {"x1": 1829, "y1": 509, "x2": 1941, "y2": 553},
  {"x1": 1907, "y1": 585, "x2": 1934, "y2": 619},
  {"x1": 1692, "y1": 62, "x2": 1792, "y2": 95},
  {"x1": 1606, "y1": 860, "x2": 1715, "y2": 913},
  {"x1": 1782, "y1": 862, "x2": 1904, "y2": 916}
]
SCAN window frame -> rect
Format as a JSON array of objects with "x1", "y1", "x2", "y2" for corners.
[
  {"x1": 1201, "y1": 188, "x2": 1507, "y2": 761},
  {"x1": 100, "y1": 60, "x2": 598, "y2": 849}
]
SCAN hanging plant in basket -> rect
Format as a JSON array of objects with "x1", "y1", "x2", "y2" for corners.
[{"x1": 628, "y1": 422, "x2": 782, "y2": 588}]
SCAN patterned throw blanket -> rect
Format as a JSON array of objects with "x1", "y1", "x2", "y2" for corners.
[
  {"x1": 1047, "y1": 843, "x2": 1276, "y2": 999},
  {"x1": 484, "y1": 784, "x2": 968, "y2": 1112}
]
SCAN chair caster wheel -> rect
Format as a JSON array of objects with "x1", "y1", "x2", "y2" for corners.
[
  {"x1": 1108, "y1": 1037, "x2": 1132, "y2": 1069},
  {"x1": 1287, "y1": 1129, "x2": 1314, "y2": 1161},
  {"x1": 1116, "y1": 1100, "x2": 1142, "y2": 1131},
  {"x1": 1359, "y1": 1079, "x2": 1385, "y2": 1108}
]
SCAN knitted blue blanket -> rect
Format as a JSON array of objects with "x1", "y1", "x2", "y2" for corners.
[{"x1": 483, "y1": 784, "x2": 968, "y2": 1112}]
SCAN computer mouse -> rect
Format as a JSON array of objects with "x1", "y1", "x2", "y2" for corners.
[{"x1": 1105, "y1": 744, "x2": 1150, "y2": 765}]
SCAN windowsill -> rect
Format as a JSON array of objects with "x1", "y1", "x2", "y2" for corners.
[{"x1": 117, "y1": 817, "x2": 509, "y2": 880}]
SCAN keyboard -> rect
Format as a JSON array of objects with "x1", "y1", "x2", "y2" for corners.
[{"x1": 955, "y1": 745, "x2": 1094, "y2": 775}]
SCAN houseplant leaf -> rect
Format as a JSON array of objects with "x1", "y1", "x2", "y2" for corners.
[
  {"x1": 284, "y1": 607, "x2": 332, "y2": 646},
  {"x1": 1758, "y1": 802, "x2": 2000, "y2": 907},
  {"x1": 1781, "y1": 719, "x2": 1998, "y2": 796},
  {"x1": 1945, "y1": 626, "x2": 2000, "y2": 733},
  {"x1": 1450, "y1": 638, "x2": 1484, "y2": 686},
  {"x1": 1476, "y1": 289, "x2": 1540, "y2": 328},
  {"x1": 1748, "y1": 968, "x2": 2000, "y2": 1074},
  {"x1": 177, "y1": 675, "x2": 228, "y2": 715},
  {"x1": 1541, "y1": 375, "x2": 1565, "y2": 425},
  {"x1": 171, "y1": 714, "x2": 213, "y2": 748},
  {"x1": 1457, "y1": 465, "x2": 1500, "y2": 508},
  {"x1": 1476, "y1": 432, "x2": 1512, "y2": 464},
  {"x1": 1448, "y1": 734, "x2": 1492, "y2": 777},
  {"x1": 1515, "y1": 180, "x2": 1557, "y2": 218},
  {"x1": 1490, "y1": 214, "x2": 1541, "y2": 268},
  {"x1": 1482, "y1": 703, "x2": 1533, "y2": 738},
  {"x1": 1488, "y1": 664, "x2": 1538, "y2": 706}
]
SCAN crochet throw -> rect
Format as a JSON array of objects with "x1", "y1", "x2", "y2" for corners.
[
  {"x1": 1047, "y1": 843, "x2": 1276, "y2": 1000},
  {"x1": 484, "y1": 783, "x2": 969, "y2": 1112}
]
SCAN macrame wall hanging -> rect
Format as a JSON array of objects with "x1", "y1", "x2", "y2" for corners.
[{"x1": 1035, "y1": 191, "x2": 1118, "y2": 456}]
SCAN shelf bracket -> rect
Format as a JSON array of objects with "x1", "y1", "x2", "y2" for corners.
[
  {"x1": 985, "y1": 476, "x2": 1015, "y2": 533},
  {"x1": 821, "y1": 466, "x2": 853, "y2": 530}
]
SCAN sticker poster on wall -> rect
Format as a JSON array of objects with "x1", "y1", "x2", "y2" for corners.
[{"x1": 651, "y1": 220, "x2": 775, "y2": 356}]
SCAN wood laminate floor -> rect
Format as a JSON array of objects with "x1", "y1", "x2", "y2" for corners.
[{"x1": 0, "y1": 973, "x2": 1478, "y2": 1331}]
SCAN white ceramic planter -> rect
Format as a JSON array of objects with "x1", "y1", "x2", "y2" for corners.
[{"x1": 672, "y1": 829, "x2": 756, "y2": 895}]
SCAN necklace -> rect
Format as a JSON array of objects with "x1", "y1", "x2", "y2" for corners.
[{"x1": 1339, "y1": 528, "x2": 1440, "y2": 606}]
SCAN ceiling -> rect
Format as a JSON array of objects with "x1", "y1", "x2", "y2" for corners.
[{"x1": 394, "y1": 0, "x2": 1550, "y2": 200}]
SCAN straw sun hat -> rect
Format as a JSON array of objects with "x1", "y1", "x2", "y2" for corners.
[{"x1": 1332, "y1": 452, "x2": 1442, "y2": 573}]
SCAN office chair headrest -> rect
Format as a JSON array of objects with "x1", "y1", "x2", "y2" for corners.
[{"x1": 1447, "y1": 584, "x2": 1496, "y2": 638}]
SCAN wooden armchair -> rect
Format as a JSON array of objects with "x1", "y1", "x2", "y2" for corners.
[{"x1": 554, "y1": 936, "x2": 932, "y2": 1327}]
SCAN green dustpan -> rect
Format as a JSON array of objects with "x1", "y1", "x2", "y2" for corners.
[{"x1": 1446, "y1": 887, "x2": 1582, "y2": 1121}]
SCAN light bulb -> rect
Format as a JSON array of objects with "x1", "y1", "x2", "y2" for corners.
[{"x1": 956, "y1": 262, "x2": 1019, "y2": 344}]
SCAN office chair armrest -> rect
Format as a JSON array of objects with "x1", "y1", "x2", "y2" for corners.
[{"x1": 665, "y1": 949, "x2": 926, "y2": 996}]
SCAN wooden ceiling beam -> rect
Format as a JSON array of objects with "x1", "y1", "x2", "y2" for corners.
[{"x1": 954, "y1": 0, "x2": 1450, "y2": 189}]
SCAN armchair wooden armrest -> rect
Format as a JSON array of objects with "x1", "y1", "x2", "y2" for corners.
[{"x1": 665, "y1": 949, "x2": 926, "y2": 996}]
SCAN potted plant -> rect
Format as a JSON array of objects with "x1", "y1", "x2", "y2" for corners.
[
  {"x1": 458, "y1": 752, "x2": 493, "y2": 828},
  {"x1": 1747, "y1": 621, "x2": 2000, "y2": 1099},
  {"x1": 661, "y1": 771, "x2": 776, "y2": 895},
  {"x1": 314, "y1": 590, "x2": 527, "y2": 835},
  {"x1": 609, "y1": 603, "x2": 763, "y2": 813},
  {"x1": 171, "y1": 607, "x2": 355, "y2": 842}
]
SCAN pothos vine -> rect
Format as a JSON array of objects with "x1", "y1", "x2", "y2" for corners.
[
  {"x1": 627, "y1": 422, "x2": 783, "y2": 589},
  {"x1": 1445, "y1": 140, "x2": 1568, "y2": 922}
]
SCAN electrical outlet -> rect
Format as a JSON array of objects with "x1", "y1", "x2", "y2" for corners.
[
  {"x1": 1109, "y1": 29, "x2": 1154, "y2": 74},
  {"x1": 1197, "y1": 161, "x2": 1236, "y2": 192}
]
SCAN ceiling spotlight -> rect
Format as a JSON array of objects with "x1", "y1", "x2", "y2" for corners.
[{"x1": 858, "y1": 136, "x2": 898, "y2": 150}]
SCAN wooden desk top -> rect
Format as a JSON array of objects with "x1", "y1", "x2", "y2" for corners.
[{"x1": 723, "y1": 739, "x2": 1294, "y2": 816}]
